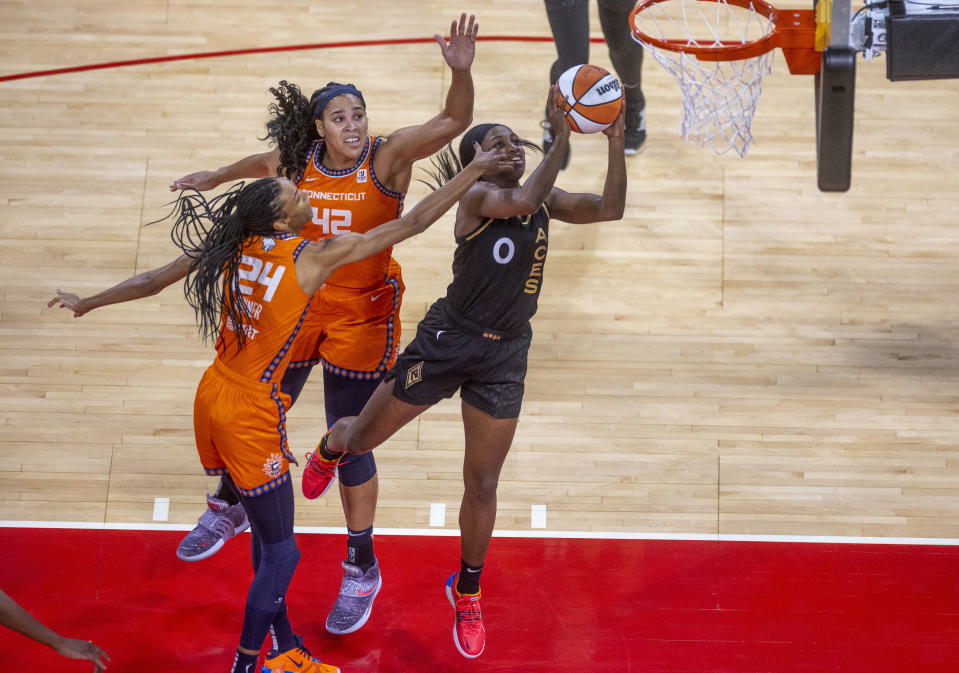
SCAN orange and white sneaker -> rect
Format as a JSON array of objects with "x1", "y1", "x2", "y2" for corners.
[
  {"x1": 302, "y1": 432, "x2": 340, "y2": 500},
  {"x1": 445, "y1": 572, "x2": 486, "y2": 658},
  {"x1": 261, "y1": 636, "x2": 339, "y2": 673}
]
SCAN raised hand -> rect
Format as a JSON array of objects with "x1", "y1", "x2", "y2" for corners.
[
  {"x1": 433, "y1": 13, "x2": 478, "y2": 72},
  {"x1": 169, "y1": 170, "x2": 219, "y2": 192},
  {"x1": 603, "y1": 105, "x2": 626, "y2": 140},
  {"x1": 545, "y1": 83, "x2": 571, "y2": 144},
  {"x1": 469, "y1": 142, "x2": 513, "y2": 176}
]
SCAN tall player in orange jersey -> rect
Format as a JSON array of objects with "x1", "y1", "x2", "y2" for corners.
[
  {"x1": 105, "y1": 146, "x2": 506, "y2": 672},
  {"x1": 171, "y1": 13, "x2": 477, "y2": 634}
]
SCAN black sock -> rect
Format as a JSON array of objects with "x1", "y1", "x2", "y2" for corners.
[
  {"x1": 318, "y1": 432, "x2": 343, "y2": 461},
  {"x1": 456, "y1": 560, "x2": 483, "y2": 595},
  {"x1": 214, "y1": 474, "x2": 240, "y2": 506},
  {"x1": 347, "y1": 525, "x2": 375, "y2": 570},
  {"x1": 230, "y1": 649, "x2": 258, "y2": 673}
]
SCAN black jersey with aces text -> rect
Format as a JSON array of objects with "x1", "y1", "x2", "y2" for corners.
[{"x1": 445, "y1": 204, "x2": 550, "y2": 334}]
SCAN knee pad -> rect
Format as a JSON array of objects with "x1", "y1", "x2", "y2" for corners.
[
  {"x1": 249, "y1": 536, "x2": 300, "y2": 611},
  {"x1": 338, "y1": 450, "x2": 377, "y2": 487}
]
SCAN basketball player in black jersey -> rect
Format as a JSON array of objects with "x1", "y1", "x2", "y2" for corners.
[{"x1": 312, "y1": 86, "x2": 626, "y2": 659}]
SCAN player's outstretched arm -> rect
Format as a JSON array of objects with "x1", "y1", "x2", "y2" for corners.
[
  {"x1": 547, "y1": 107, "x2": 627, "y2": 224},
  {"x1": 295, "y1": 144, "x2": 509, "y2": 296},
  {"x1": 376, "y1": 13, "x2": 478, "y2": 173},
  {"x1": 47, "y1": 254, "x2": 192, "y2": 317},
  {"x1": 169, "y1": 149, "x2": 281, "y2": 192},
  {"x1": 0, "y1": 589, "x2": 111, "y2": 672}
]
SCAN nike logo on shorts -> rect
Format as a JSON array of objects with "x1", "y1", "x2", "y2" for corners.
[{"x1": 371, "y1": 292, "x2": 385, "y2": 302}]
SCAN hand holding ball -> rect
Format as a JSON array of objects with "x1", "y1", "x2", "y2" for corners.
[{"x1": 555, "y1": 64, "x2": 624, "y2": 134}]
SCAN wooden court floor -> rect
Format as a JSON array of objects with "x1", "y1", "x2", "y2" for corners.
[{"x1": 2, "y1": 0, "x2": 959, "y2": 541}]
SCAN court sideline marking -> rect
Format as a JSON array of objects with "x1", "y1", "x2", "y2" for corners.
[
  {"x1": 2, "y1": 520, "x2": 958, "y2": 546},
  {"x1": 0, "y1": 36, "x2": 609, "y2": 83}
]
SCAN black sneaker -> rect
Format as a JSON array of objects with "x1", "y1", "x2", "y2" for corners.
[
  {"x1": 541, "y1": 118, "x2": 571, "y2": 170},
  {"x1": 624, "y1": 106, "x2": 646, "y2": 156}
]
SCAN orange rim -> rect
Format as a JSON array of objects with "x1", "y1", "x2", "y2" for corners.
[{"x1": 628, "y1": 0, "x2": 815, "y2": 63}]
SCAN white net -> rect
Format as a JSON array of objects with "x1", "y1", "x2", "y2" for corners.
[{"x1": 631, "y1": 0, "x2": 777, "y2": 156}]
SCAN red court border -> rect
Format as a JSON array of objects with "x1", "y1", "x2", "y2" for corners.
[{"x1": 0, "y1": 36, "x2": 608, "y2": 83}]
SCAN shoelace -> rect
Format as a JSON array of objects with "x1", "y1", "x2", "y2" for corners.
[
  {"x1": 281, "y1": 646, "x2": 315, "y2": 669},
  {"x1": 304, "y1": 450, "x2": 338, "y2": 477},
  {"x1": 455, "y1": 596, "x2": 483, "y2": 626}
]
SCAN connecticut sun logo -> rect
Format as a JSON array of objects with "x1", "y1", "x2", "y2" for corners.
[{"x1": 262, "y1": 453, "x2": 284, "y2": 478}]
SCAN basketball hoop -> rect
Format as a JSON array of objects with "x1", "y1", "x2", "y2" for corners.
[{"x1": 629, "y1": 0, "x2": 818, "y2": 156}]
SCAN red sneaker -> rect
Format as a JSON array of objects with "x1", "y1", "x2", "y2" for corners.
[
  {"x1": 302, "y1": 432, "x2": 340, "y2": 500},
  {"x1": 445, "y1": 572, "x2": 486, "y2": 658}
]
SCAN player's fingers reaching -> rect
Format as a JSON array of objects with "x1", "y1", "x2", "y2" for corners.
[
  {"x1": 455, "y1": 12, "x2": 477, "y2": 40},
  {"x1": 603, "y1": 105, "x2": 626, "y2": 138},
  {"x1": 48, "y1": 290, "x2": 84, "y2": 315},
  {"x1": 169, "y1": 170, "x2": 216, "y2": 192},
  {"x1": 470, "y1": 143, "x2": 510, "y2": 174},
  {"x1": 546, "y1": 84, "x2": 570, "y2": 138},
  {"x1": 55, "y1": 637, "x2": 111, "y2": 671},
  {"x1": 438, "y1": 13, "x2": 477, "y2": 71}
]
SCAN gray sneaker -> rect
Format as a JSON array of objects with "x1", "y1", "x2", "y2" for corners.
[
  {"x1": 325, "y1": 560, "x2": 382, "y2": 634},
  {"x1": 176, "y1": 494, "x2": 249, "y2": 562}
]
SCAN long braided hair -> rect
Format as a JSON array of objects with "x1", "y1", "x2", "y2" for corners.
[
  {"x1": 263, "y1": 80, "x2": 366, "y2": 181},
  {"x1": 420, "y1": 123, "x2": 540, "y2": 190},
  {"x1": 160, "y1": 177, "x2": 285, "y2": 352}
]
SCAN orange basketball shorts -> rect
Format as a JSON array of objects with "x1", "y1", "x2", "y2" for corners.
[
  {"x1": 193, "y1": 359, "x2": 297, "y2": 497},
  {"x1": 287, "y1": 265, "x2": 404, "y2": 381}
]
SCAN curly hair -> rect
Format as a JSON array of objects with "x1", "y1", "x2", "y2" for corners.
[
  {"x1": 262, "y1": 81, "x2": 320, "y2": 181},
  {"x1": 158, "y1": 178, "x2": 284, "y2": 352}
]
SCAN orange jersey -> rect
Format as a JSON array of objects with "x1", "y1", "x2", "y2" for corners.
[
  {"x1": 297, "y1": 136, "x2": 404, "y2": 289},
  {"x1": 214, "y1": 233, "x2": 313, "y2": 384}
]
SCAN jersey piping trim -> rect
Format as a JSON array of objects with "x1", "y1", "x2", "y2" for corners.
[
  {"x1": 292, "y1": 238, "x2": 309, "y2": 261},
  {"x1": 259, "y1": 297, "x2": 313, "y2": 383},
  {"x1": 464, "y1": 203, "x2": 550, "y2": 242},
  {"x1": 311, "y1": 137, "x2": 371, "y2": 177},
  {"x1": 367, "y1": 137, "x2": 405, "y2": 202},
  {"x1": 464, "y1": 217, "x2": 494, "y2": 242},
  {"x1": 238, "y1": 470, "x2": 291, "y2": 498},
  {"x1": 291, "y1": 275, "x2": 401, "y2": 377},
  {"x1": 270, "y1": 384, "x2": 297, "y2": 465}
]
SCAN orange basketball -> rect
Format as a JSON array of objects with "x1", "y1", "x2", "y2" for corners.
[{"x1": 555, "y1": 64, "x2": 624, "y2": 134}]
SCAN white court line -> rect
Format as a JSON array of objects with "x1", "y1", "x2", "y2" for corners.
[
  {"x1": 429, "y1": 503, "x2": 446, "y2": 527},
  {"x1": 530, "y1": 504, "x2": 547, "y2": 529},
  {"x1": 3, "y1": 519, "x2": 959, "y2": 546},
  {"x1": 152, "y1": 497, "x2": 170, "y2": 522}
]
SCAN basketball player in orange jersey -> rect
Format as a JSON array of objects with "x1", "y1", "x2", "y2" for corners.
[
  {"x1": 182, "y1": 12, "x2": 476, "y2": 635},
  {"x1": 137, "y1": 146, "x2": 507, "y2": 673},
  {"x1": 310, "y1": 88, "x2": 626, "y2": 658}
]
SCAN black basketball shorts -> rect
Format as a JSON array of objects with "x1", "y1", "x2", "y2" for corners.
[{"x1": 386, "y1": 300, "x2": 532, "y2": 419}]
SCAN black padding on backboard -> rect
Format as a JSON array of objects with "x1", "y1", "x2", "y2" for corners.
[{"x1": 815, "y1": 47, "x2": 856, "y2": 192}]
